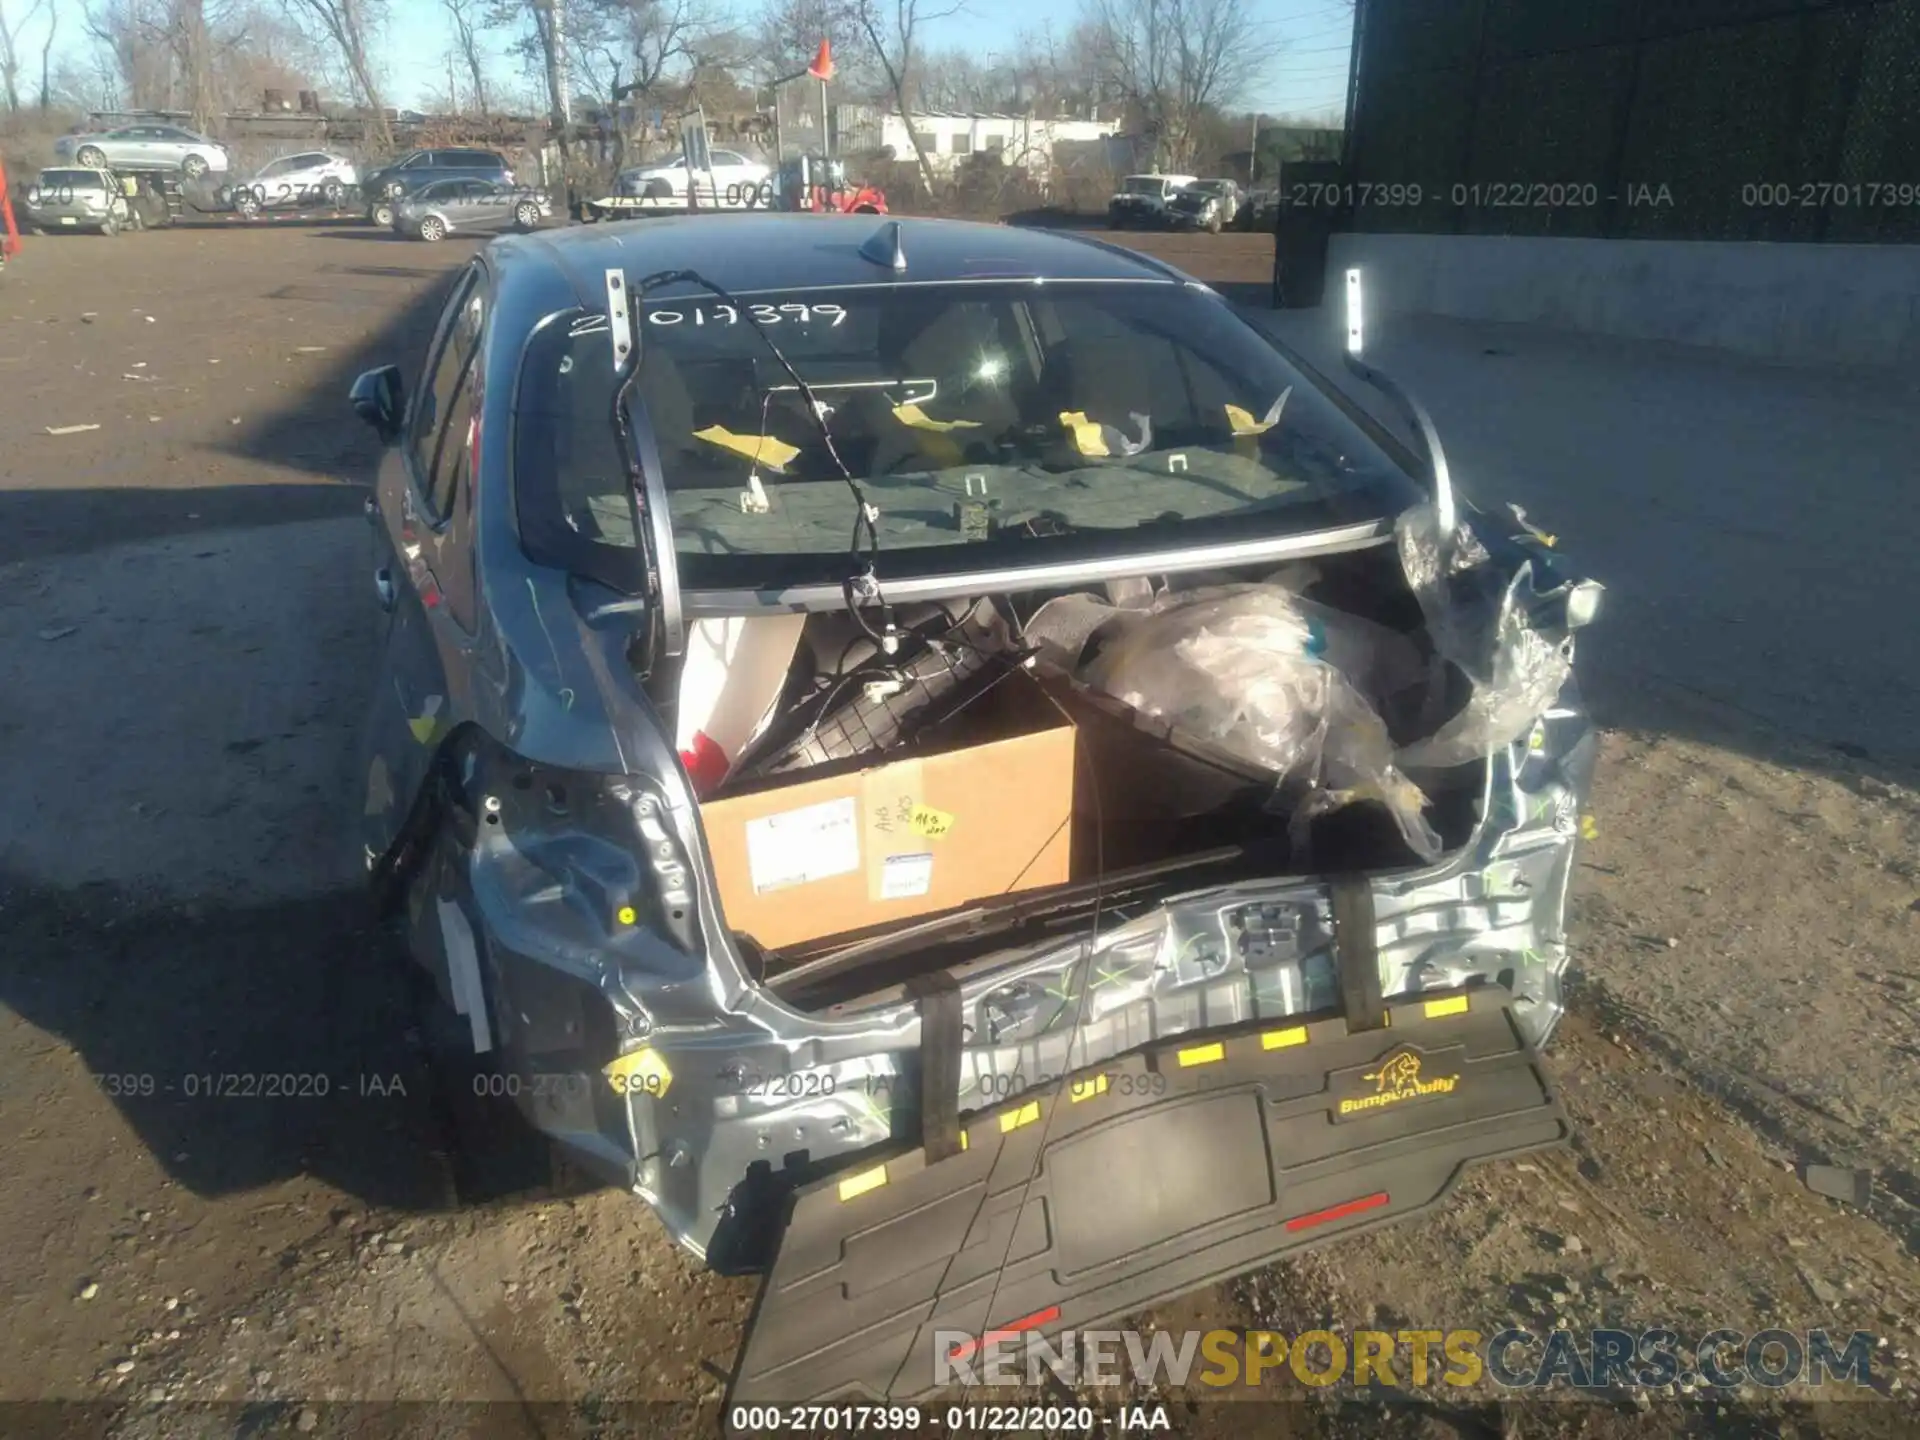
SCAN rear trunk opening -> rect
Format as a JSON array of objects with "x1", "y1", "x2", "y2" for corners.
[{"x1": 675, "y1": 540, "x2": 1490, "y2": 1008}]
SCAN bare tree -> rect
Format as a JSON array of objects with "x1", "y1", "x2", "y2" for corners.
[
  {"x1": 852, "y1": 0, "x2": 958, "y2": 195},
  {"x1": 162, "y1": 0, "x2": 218, "y2": 126},
  {"x1": 1015, "y1": 18, "x2": 1107, "y2": 117},
  {"x1": 84, "y1": 0, "x2": 152, "y2": 107},
  {"x1": 219, "y1": 1, "x2": 324, "y2": 107},
  {"x1": 36, "y1": 0, "x2": 57, "y2": 108},
  {"x1": 442, "y1": 0, "x2": 488, "y2": 113},
  {"x1": 279, "y1": 0, "x2": 389, "y2": 145},
  {"x1": 573, "y1": 0, "x2": 743, "y2": 173},
  {"x1": 909, "y1": 23, "x2": 1106, "y2": 119},
  {"x1": 1082, "y1": 0, "x2": 1282, "y2": 170},
  {"x1": 77, "y1": 0, "x2": 323, "y2": 117},
  {"x1": 0, "y1": 0, "x2": 46, "y2": 111},
  {"x1": 911, "y1": 45, "x2": 993, "y2": 112},
  {"x1": 45, "y1": 50, "x2": 108, "y2": 106},
  {"x1": 481, "y1": 0, "x2": 579, "y2": 168},
  {"x1": 588, "y1": 0, "x2": 708, "y2": 104},
  {"x1": 528, "y1": 0, "x2": 569, "y2": 126},
  {"x1": 758, "y1": 0, "x2": 871, "y2": 90}
]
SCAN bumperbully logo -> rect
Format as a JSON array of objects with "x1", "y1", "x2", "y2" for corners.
[{"x1": 1341, "y1": 1050, "x2": 1458, "y2": 1116}]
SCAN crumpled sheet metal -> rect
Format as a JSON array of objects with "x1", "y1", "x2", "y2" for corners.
[
  {"x1": 605, "y1": 715, "x2": 1591, "y2": 1259},
  {"x1": 767, "y1": 739, "x2": 1585, "y2": 1171}
]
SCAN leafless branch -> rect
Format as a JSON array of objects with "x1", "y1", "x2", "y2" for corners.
[
  {"x1": 443, "y1": 0, "x2": 488, "y2": 113},
  {"x1": 0, "y1": 0, "x2": 48, "y2": 112},
  {"x1": 1081, "y1": 0, "x2": 1281, "y2": 170}
]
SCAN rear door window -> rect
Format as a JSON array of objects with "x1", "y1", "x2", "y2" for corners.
[{"x1": 408, "y1": 269, "x2": 485, "y2": 521}]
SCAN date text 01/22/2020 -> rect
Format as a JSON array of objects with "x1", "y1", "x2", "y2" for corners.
[
  {"x1": 1282, "y1": 181, "x2": 1676, "y2": 210},
  {"x1": 92, "y1": 1071, "x2": 413, "y2": 1099},
  {"x1": 727, "y1": 1403, "x2": 1173, "y2": 1434}
]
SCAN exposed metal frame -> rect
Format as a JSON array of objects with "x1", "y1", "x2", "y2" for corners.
[{"x1": 676, "y1": 519, "x2": 1396, "y2": 617}]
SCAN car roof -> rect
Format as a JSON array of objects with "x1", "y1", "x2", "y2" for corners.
[{"x1": 505, "y1": 215, "x2": 1190, "y2": 299}]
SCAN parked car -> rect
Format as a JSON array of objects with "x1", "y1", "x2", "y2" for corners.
[
  {"x1": 616, "y1": 148, "x2": 770, "y2": 207},
  {"x1": 1166, "y1": 177, "x2": 1244, "y2": 233},
  {"x1": 348, "y1": 214, "x2": 1601, "y2": 1411},
  {"x1": 53, "y1": 123, "x2": 229, "y2": 178},
  {"x1": 22, "y1": 166, "x2": 136, "y2": 235},
  {"x1": 227, "y1": 151, "x2": 358, "y2": 215},
  {"x1": 1107, "y1": 171, "x2": 1196, "y2": 228},
  {"x1": 361, "y1": 148, "x2": 514, "y2": 225},
  {"x1": 1241, "y1": 185, "x2": 1281, "y2": 230},
  {"x1": 391, "y1": 177, "x2": 550, "y2": 240}
]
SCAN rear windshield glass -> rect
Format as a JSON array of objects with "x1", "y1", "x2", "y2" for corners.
[
  {"x1": 513, "y1": 281, "x2": 1420, "y2": 594},
  {"x1": 38, "y1": 169, "x2": 108, "y2": 190}
]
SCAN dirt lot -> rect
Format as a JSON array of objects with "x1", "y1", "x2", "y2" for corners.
[{"x1": 1, "y1": 220, "x2": 1917, "y2": 1439}]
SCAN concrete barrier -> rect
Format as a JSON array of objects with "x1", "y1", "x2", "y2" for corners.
[{"x1": 1325, "y1": 232, "x2": 1920, "y2": 371}]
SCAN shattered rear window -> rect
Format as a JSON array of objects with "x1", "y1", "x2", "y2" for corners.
[{"x1": 512, "y1": 282, "x2": 1421, "y2": 594}]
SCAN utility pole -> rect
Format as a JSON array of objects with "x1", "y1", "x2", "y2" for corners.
[{"x1": 1249, "y1": 111, "x2": 1260, "y2": 186}]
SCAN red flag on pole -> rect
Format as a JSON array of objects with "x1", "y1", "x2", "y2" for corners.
[{"x1": 807, "y1": 39, "x2": 835, "y2": 82}]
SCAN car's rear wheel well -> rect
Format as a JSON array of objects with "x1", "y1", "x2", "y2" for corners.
[{"x1": 367, "y1": 725, "x2": 481, "y2": 916}]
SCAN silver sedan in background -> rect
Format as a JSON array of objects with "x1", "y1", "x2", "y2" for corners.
[
  {"x1": 54, "y1": 122, "x2": 230, "y2": 178},
  {"x1": 391, "y1": 178, "x2": 550, "y2": 241}
]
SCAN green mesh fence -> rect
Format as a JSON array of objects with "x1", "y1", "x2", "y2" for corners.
[{"x1": 1347, "y1": 0, "x2": 1920, "y2": 242}]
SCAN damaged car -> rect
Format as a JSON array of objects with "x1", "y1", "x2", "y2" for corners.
[
  {"x1": 1107, "y1": 172, "x2": 1196, "y2": 229},
  {"x1": 351, "y1": 215, "x2": 1602, "y2": 1412},
  {"x1": 1165, "y1": 178, "x2": 1243, "y2": 233}
]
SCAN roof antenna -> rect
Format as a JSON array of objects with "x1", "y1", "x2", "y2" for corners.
[{"x1": 859, "y1": 219, "x2": 907, "y2": 273}]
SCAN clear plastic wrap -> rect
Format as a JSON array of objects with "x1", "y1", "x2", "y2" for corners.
[
  {"x1": 1393, "y1": 504, "x2": 1574, "y2": 769},
  {"x1": 1076, "y1": 586, "x2": 1443, "y2": 859}
]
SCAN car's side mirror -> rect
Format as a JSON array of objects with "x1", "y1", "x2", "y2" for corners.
[{"x1": 350, "y1": 366, "x2": 404, "y2": 443}]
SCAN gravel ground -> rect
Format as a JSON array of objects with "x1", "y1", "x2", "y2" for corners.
[{"x1": 1, "y1": 221, "x2": 1915, "y2": 1438}]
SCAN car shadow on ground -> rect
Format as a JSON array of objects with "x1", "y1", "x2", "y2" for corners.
[
  {"x1": 0, "y1": 869, "x2": 449, "y2": 1210},
  {"x1": 171, "y1": 215, "x2": 368, "y2": 231},
  {"x1": 0, "y1": 482, "x2": 368, "y2": 566},
  {"x1": 312, "y1": 228, "x2": 456, "y2": 245},
  {"x1": 1003, "y1": 207, "x2": 1109, "y2": 229},
  {"x1": 217, "y1": 260, "x2": 462, "y2": 480},
  {"x1": 312, "y1": 227, "x2": 403, "y2": 241},
  {"x1": 0, "y1": 257, "x2": 475, "y2": 1213}
]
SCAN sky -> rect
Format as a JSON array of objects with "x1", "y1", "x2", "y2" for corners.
[
  {"x1": 17, "y1": 0, "x2": 1353, "y2": 124},
  {"x1": 909, "y1": 0, "x2": 1359, "y2": 121}
]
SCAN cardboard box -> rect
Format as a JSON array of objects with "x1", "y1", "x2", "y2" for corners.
[{"x1": 698, "y1": 722, "x2": 1076, "y2": 951}]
